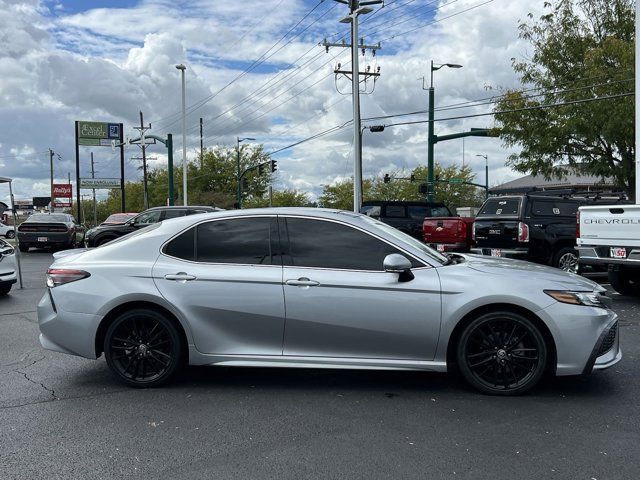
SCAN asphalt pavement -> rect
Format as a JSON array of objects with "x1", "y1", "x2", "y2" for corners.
[{"x1": 1, "y1": 251, "x2": 638, "y2": 480}]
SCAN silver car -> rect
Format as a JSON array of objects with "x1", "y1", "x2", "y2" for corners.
[
  {"x1": 0, "y1": 238, "x2": 17, "y2": 295},
  {"x1": 37, "y1": 208, "x2": 621, "y2": 395}
]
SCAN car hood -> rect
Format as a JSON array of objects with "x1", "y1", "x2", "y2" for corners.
[{"x1": 457, "y1": 254, "x2": 602, "y2": 291}]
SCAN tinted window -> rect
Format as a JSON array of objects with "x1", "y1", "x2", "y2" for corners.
[
  {"x1": 26, "y1": 214, "x2": 69, "y2": 223},
  {"x1": 135, "y1": 210, "x2": 161, "y2": 224},
  {"x1": 385, "y1": 205, "x2": 406, "y2": 218},
  {"x1": 531, "y1": 201, "x2": 554, "y2": 216},
  {"x1": 408, "y1": 206, "x2": 429, "y2": 220},
  {"x1": 531, "y1": 200, "x2": 578, "y2": 217},
  {"x1": 284, "y1": 218, "x2": 414, "y2": 271},
  {"x1": 430, "y1": 206, "x2": 451, "y2": 217},
  {"x1": 163, "y1": 209, "x2": 187, "y2": 220},
  {"x1": 164, "y1": 227, "x2": 195, "y2": 260},
  {"x1": 478, "y1": 198, "x2": 520, "y2": 216},
  {"x1": 196, "y1": 217, "x2": 275, "y2": 265},
  {"x1": 187, "y1": 209, "x2": 209, "y2": 216}
]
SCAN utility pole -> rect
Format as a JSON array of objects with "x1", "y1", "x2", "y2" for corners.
[
  {"x1": 199, "y1": 117, "x2": 204, "y2": 169},
  {"x1": 49, "y1": 148, "x2": 54, "y2": 213},
  {"x1": 323, "y1": 0, "x2": 382, "y2": 213},
  {"x1": 134, "y1": 111, "x2": 151, "y2": 210},
  {"x1": 90, "y1": 152, "x2": 97, "y2": 226}
]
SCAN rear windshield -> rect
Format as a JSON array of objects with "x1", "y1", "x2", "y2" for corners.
[
  {"x1": 26, "y1": 214, "x2": 70, "y2": 223},
  {"x1": 478, "y1": 198, "x2": 521, "y2": 216}
]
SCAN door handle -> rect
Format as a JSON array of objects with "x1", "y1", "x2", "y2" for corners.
[
  {"x1": 164, "y1": 273, "x2": 197, "y2": 282},
  {"x1": 285, "y1": 277, "x2": 320, "y2": 287}
]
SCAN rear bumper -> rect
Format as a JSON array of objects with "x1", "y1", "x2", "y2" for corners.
[
  {"x1": 470, "y1": 247, "x2": 529, "y2": 258},
  {"x1": 428, "y1": 242, "x2": 470, "y2": 252},
  {"x1": 577, "y1": 245, "x2": 640, "y2": 267},
  {"x1": 18, "y1": 232, "x2": 73, "y2": 245}
]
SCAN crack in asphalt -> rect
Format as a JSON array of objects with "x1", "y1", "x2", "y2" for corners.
[
  {"x1": 0, "y1": 387, "x2": 132, "y2": 410},
  {"x1": 15, "y1": 369, "x2": 57, "y2": 401},
  {"x1": 0, "y1": 310, "x2": 37, "y2": 318}
]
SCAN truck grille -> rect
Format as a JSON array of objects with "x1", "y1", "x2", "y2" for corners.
[{"x1": 598, "y1": 322, "x2": 618, "y2": 356}]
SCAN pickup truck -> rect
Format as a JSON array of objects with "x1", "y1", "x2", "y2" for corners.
[
  {"x1": 423, "y1": 216, "x2": 475, "y2": 252},
  {"x1": 576, "y1": 204, "x2": 640, "y2": 295},
  {"x1": 360, "y1": 201, "x2": 452, "y2": 240},
  {"x1": 471, "y1": 194, "x2": 585, "y2": 273}
]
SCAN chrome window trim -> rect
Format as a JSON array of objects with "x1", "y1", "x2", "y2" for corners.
[{"x1": 159, "y1": 213, "x2": 431, "y2": 270}]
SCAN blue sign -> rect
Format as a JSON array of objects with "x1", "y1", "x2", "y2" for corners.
[{"x1": 108, "y1": 123, "x2": 120, "y2": 139}]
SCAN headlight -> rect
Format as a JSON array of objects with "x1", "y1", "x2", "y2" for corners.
[{"x1": 544, "y1": 290, "x2": 606, "y2": 308}]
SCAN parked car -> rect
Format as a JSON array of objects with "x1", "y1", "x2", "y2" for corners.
[
  {"x1": 85, "y1": 206, "x2": 221, "y2": 247},
  {"x1": 17, "y1": 213, "x2": 85, "y2": 252},
  {"x1": 471, "y1": 194, "x2": 591, "y2": 273},
  {"x1": 360, "y1": 201, "x2": 452, "y2": 239},
  {"x1": 0, "y1": 220, "x2": 15, "y2": 239},
  {"x1": 0, "y1": 238, "x2": 17, "y2": 295},
  {"x1": 423, "y1": 216, "x2": 475, "y2": 252},
  {"x1": 577, "y1": 203, "x2": 640, "y2": 295},
  {"x1": 38, "y1": 208, "x2": 620, "y2": 395}
]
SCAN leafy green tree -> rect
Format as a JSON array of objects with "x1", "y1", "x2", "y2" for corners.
[
  {"x1": 494, "y1": 0, "x2": 634, "y2": 195},
  {"x1": 319, "y1": 164, "x2": 484, "y2": 211},
  {"x1": 243, "y1": 189, "x2": 315, "y2": 208}
]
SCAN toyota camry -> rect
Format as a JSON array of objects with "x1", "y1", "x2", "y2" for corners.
[{"x1": 37, "y1": 208, "x2": 621, "y2": 395}]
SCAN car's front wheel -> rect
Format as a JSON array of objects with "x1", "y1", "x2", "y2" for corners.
[
  {"x1": 5, "y1": 230, "x2": 15, "y2": 239},
  {"x1": 456, "y1": 311, "x2": 548, "y2": 395},
  {"x1": 104, "y1": 308, "x2": 182, "y2": 388}
]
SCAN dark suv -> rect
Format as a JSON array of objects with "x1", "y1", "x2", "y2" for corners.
[
  {"x1": 471, "y1": 194, "x2": 585, "y2": 272},
  {"x1": 360, "y1": 201, "x2": 452, "y2": 239},
  {"x1": 85, "y1": 206, "x2": 221, "y2": 247}
]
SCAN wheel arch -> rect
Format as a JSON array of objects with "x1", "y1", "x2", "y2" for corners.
[
  {"x1": 95, "y1": 300, "x2": 189, "y2": 360},
  {"x1": 445, "y1": 303, "x2": 557, "y2": 375}
]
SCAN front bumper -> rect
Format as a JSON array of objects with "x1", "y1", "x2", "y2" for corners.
[{"x1": 0, "y1": 265, "x2": 17, "y2": 285}]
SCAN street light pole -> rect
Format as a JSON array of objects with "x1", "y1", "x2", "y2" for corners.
[
  {"x1": 476, "y1": 154, "x2": 489, "y2": 199},
  {"x1": 425, "y1": 61, "x2": 462, "y2": 202},
  {"x1": 176, "y1": 64, "x2": 187, "y2": 206}
]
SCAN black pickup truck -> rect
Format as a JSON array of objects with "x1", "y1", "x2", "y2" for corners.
[
  {"x1": 360, "y1": 201, "x2": 452, "y2": 240},
  {"x1": 471, "y1": 194, "x2": 585, "y2": 273}
]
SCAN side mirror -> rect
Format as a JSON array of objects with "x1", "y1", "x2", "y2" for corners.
[{"x1": 383, "y1": 254, "x2": 414, "y2": 282}]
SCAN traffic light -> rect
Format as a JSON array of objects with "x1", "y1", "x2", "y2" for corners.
[
  {"x1": 258, "y1": 163, "x2": 265, "y2": 175},
  {"x1": 242, "y1": 178, "x2": 249, "y2": 189},
  {"x1": 410, "y1": 174, "x2": 415, "y2": 182},
  {"x1": 418, "y1": 183, "x2": 428, "y2": 194},
  {"x1": 271, "y1": 160, "x2": 278, "y2": 172},
  {"x1": 383, "y1": 173, "x2": 391, "y2": 184}
]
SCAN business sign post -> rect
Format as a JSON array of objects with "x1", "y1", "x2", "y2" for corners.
[
  {"x1": 52, "y1": 183, "x2": 72, "y2": 208},
  {"x1": 75, "y1": 120, "x2": 125, "y2": 222}
]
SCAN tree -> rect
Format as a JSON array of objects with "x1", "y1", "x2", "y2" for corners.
[
  {"x1": 243, "y1": 189, "x2": 315, "y2": 208},
  {"x1": 494, "y1": 0, "x2": 634, "y2": 195},
  {"x1": 318, "y1": 164, "x2": 484, "y2": 211}
]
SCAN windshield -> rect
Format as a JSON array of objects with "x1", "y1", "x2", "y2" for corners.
[
  {"x1": 103, "y1": 213, "x2": 136, "y2": 224},
  {"x1": 26, "y1": 214, "x2": 70, "y2": 223},
  {"x1": 359, "y1": 215, "x2": 448, "y2": 265},
  {"x1": 478, "y1": 198, "x2": 521, "y2": 216}
]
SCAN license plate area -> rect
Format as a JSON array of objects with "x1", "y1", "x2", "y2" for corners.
[
  {"x1": 610, "y1": 247, "x2": 627, "y2": 259},
  {"x1": 490, "y1": 249, "x2": 502, "y2": 257},
  {"x1": 437, "y1": 244, "x2": 446, "y2": 252},
  {"x1": 37, "y1": 237, "x2": 48, "y2": 242}
]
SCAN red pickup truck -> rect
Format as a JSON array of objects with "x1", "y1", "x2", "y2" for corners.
[{"x1": 423, "y1": 216, "x2": 475, "y2": 253}]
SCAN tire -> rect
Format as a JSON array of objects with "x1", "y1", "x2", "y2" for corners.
[
  {"x1": 0, "y1": 283, "x2": 11, "y2": 296},
  {"x1": 5, "y1": 230, "x2": 15, "y2": 239},
  {"x1": 18, "y1": 244, "x2": 29, "y2": 253},
  {"x1": 456, "y1": 311, "x2": 548, "y2": 396},
  {"x1": 553, "y1": 247, "x2": 579, "y2": 274},
  {"x1": 608, "y1": 268, "x2": 640, "y2": 296},
  {"x1": 104, "y1": 308, "x2": 182, "y2": 388}
]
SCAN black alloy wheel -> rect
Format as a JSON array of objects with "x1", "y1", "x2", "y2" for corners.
[
  {"x1": 104, "y1": 308, "x2": 182, "y2": 387},
  {"x1": 457, "y1": 311, "x2": 547, "y2": 395}
]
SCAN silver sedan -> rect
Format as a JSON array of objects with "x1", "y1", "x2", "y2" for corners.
[{"x1": 37, "y1": 208, "x2": 621, "y2": 395}]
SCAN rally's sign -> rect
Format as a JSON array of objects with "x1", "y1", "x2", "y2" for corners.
[
  {"x1": 54, "y1": 201, "x2": 72, "y2": 208},
  {"x1": 80, "y1": 178, "x2": 122, "y2": 189},
  {"x1": 53, "y1": 184, "x2": 72, "y2": 198},
  {"x1": 77, "y1": 121, "x2": 120, "y2": 147}
]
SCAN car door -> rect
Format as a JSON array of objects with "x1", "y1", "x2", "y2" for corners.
[
  {"x1": 280, "y1": 216, "x2": 442, "y2": 361},
  {"x1": 152, "y1": 215, "x2": 285, "y2": 355}
]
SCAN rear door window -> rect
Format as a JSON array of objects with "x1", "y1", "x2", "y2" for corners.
[
  {"x1": 479, "y1": 198, "x2": 520, "y2": 216},
  {"x1": 428, "y1": 206, "x2": 451, "y2": 217},
  {"x1": 408, "y1": 206, "x2": 429, "y2": 220},
  {"x1": 360, "y1": 205, "x2": 381, "y2": 218}
]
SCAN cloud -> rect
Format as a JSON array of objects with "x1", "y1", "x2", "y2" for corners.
[{"x1": 0, "y1": 0, "x2": 540, "y2": 207}]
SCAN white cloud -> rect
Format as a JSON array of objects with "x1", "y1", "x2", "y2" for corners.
[{"x1": 0, "y1": 0, "x2": 542, "y2": 207}]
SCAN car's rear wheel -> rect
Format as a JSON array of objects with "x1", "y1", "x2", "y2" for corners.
[
  {"x1": 608, "y1": 268, "x2": 640, "y2": 296},
  {"x1": 104, "y1": 308, "x2": 182, "y2": 388},
  {"x1": 456, "y1": 311, "x2": 547, "y2": 395},
  {"x1": 554, "y1": 247, "x2": 579, "y2": 274},
  {"x1": 5, "y1": 230, "x2": 15, "y2": 239}
]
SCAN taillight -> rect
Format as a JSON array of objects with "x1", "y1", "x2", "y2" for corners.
[
  {"x1": 46, "y1": 269, "x2": 90, "y2": 288},
  {"x1": 517, "y1": 222, "x2": 530, "y2": 243},
  {"x1": 471, "y1": 222, "x2": 476, "y2": 241},
  {"x1": 576, "y1": 211, "x2": 580, "y2": 239}
]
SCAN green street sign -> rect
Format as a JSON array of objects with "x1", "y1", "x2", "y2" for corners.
[{"x1": 449, "y1": 178, "x2": 464, "y2": 184}]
